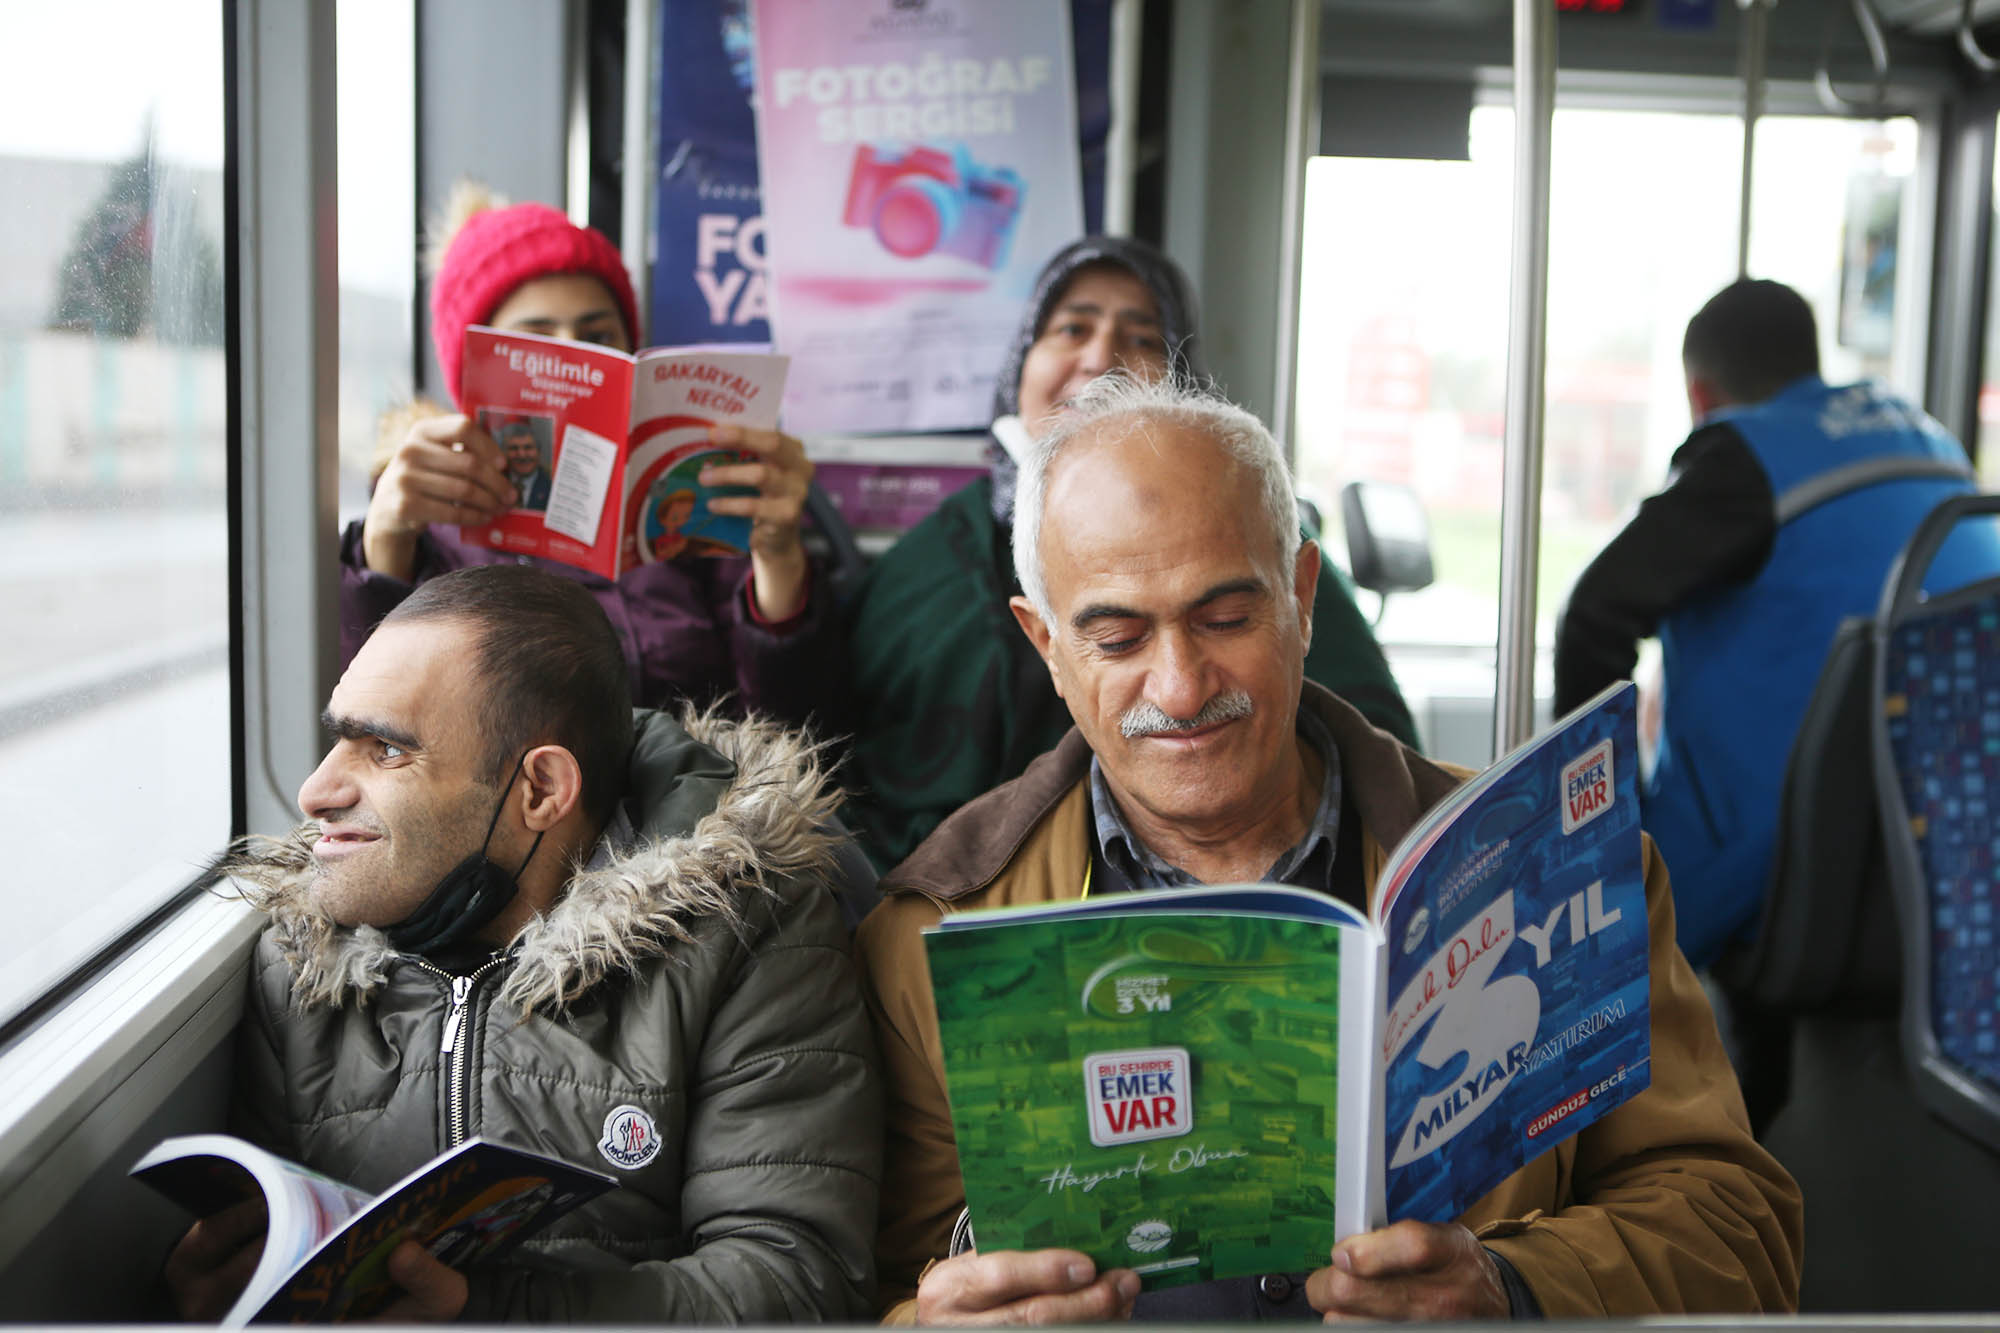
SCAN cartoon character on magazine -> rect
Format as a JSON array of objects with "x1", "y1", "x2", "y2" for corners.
[{"x1": 647, "y1": 486, "x2": 740, "y2": 562}]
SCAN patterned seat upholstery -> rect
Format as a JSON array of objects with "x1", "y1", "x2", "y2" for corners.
[{"x1": 1880, "y1": 572, "x2": 2000, "y2": 1147}]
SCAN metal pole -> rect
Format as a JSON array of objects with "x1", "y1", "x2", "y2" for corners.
[
  {"x1": 565, "y1": 0, "x2": 592, "y2": 228},
  {"x1": 1494, "y1": 0, "x2": 1555, "y2": 757},
  {"x1": 620, "y1": 0, "x2": 656, "y2": 301},
  {"x1": 1271, "y1": 0, "x2": 1321, "y2": 458},
  {"x1": 1737, "y1": 0, "x2": 1770, "y2": 278},
  {"x1": 1102, "y1": 0, "x2": 1144, "y2": 236}
]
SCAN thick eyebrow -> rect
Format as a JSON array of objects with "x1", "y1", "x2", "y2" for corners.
[
  {"x1": 321, "y1": 709, "x2": 423, "y2": 753},
  {"x1": 1193, "y1": 577, "x2": 1269, "y2": 610},
  {"x1": 1069, "y1": 578, "x2": 1267, "y2": 633},
  {"x1": 1072, "y1": 600, "x2": 1144, "y2": 632}
]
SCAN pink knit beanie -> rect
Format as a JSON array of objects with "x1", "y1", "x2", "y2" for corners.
[{"x1": 429, "y1": 201, "x2": 641, "y2": 409}]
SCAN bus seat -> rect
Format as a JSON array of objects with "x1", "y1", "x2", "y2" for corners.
[
  {"x1": 1753, "y1": 493, "x2": 2000, "y2": 1312},
  {"x1": 1711, "y1": 616, "x2": 1899, "y2": 1135},
  {"x1": 1719, "y1": 615, "x2": 1902, "y2": 1015},
  {"x1": 1873, "y1": 493, "x2": 2000, "y2": 1154},
  {"x1": 803, "y1": 480, "x2": 870, "y2": 607}
]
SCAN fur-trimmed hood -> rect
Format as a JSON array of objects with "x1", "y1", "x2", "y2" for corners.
[{"x1": 223, "y1": 706, "x2": 843, "y2": 1013}]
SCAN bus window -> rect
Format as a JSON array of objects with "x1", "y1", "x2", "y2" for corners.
[
  {"x1": 1297, "y1": 102, "x2": 1922, "y2": 763},
  {"x1": 0, "y1": 3, "x2": 229, "y2": 1025},
  {"x1": 337, "y1": 0, "x2": 417, "y2": 521}
]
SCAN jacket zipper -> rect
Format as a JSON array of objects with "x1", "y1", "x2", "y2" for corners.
[{"x1": 417, "y1": 955, "x2": 508, "y2": 1150}]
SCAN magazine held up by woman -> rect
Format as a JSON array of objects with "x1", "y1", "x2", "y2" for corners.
[
  {"x1": 455, "y1": 327, "x2": 788, "y2": 575},
  {"x1": 925, "y1": 683, "x2": 1648, "y2": 1289}
]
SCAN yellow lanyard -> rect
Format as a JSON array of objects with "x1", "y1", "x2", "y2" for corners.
[{"x1": 1080, "y1": 859, "x2": 1093, "y2": 900}]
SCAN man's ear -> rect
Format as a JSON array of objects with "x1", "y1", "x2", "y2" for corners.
[
  {"x1": 518, "y1": 744, "x2": 585, "y2": 832},
  {"x1": 1009, "y1": 594, "x2": 1066, "y2": 699},
  {"x1": 1685, "y1": 373, "x2": 1723, "y2": 423},
  {"x1": 1293, "y1": 539, "x2": 1322, "y2": 656}
]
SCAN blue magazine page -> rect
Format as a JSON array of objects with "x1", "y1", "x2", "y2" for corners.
[{"x1": 1374, "y1": 684, "x2": 1648, "y2": 1224}]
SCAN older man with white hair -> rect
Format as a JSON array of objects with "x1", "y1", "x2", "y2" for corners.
[{"x1": 854, "y1": 377, "x2": 1801, "y2": 1323}]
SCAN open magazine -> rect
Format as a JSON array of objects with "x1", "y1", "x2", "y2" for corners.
[
  {"x1": 924, "y1": 683, "x2": 1647, "y2": 1290},
  {"x1": 457, "y1": 326, "x2": 789, "y2": 577},
  {"x1": 130, "y1": 1134, "x2": 616, "y2": 1325}
]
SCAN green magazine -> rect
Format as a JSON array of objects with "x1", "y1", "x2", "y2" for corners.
[
  {"x1": 926, "y1": 890, "x2": 1375, "y2": 1290},
  {"x1": 925, "y1": 683, "x2": 1650, "y2": 1292}
]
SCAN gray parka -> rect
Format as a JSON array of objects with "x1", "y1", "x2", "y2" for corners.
[{"x1": 224, "y1": 708, "x2": 881, "y2": 1321}]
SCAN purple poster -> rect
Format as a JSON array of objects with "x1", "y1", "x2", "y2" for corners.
[
  {"x1": 750, "y1": 0, "x2": 1085, "y2": 434},
  {"x1": 651, "y1": 0, "x2": 771, "y2": 345}
]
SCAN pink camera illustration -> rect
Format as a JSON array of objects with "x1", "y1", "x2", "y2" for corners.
[{"x1": 840, "y1": 143, "x2": 1024, "y2": 270}]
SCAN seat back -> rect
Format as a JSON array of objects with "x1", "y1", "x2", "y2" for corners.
[
  {"x1": 802, "y1": 480, "x2": 871, "y2": 607},
  {"x1": 1715, "y1": 617, "x2": 1900, "y2": 1015},
  {"x1": 1872, "y1": 493, "x2": 2000, "y2": 1153}
]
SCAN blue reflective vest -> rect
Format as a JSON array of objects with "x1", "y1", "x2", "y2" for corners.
[{"x1": 1647, "y1": 376, "x2": 2000, "y2": 967}]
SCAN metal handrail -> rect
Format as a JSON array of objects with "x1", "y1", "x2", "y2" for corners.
[
  {"x1": 1960, "y1": 0, "x2": 2000, "y2": 75},
  {"x1": 1816, "y1": 0, "x2": 1905, "y2": 116}
]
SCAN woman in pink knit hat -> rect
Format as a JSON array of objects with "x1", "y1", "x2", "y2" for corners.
[{"x1": 341, "y1": 183, "x2": 842, "y2": 730}]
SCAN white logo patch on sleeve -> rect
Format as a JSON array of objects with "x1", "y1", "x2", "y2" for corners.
[{"x1": 598, "y1": 1104, "x2": 662, "y2": 1170}]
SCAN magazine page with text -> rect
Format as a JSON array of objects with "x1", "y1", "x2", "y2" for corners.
[{"x1": 1374, "y1": 682, "x2": 1649, "y2": 1226}]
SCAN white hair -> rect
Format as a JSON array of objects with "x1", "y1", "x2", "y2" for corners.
[{"x1": 1011, "y1": 374, "x2": 1303, "y2": 625}]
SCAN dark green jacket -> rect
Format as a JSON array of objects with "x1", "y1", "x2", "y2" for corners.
[
  {"x1": 841, "y1": 477, "x2": 1419, "y2": 871},
  {"x1": 228, "y1": 709, "x2": 880, "y2": 1320}
]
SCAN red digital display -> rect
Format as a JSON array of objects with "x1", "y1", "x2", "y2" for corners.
[{"x1": 1557, "y1": 0, "x2": 1635, "y2": 12}]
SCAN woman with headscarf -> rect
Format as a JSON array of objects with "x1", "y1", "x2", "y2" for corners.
[
  {"x1": 341, "y1": 183, "x2": 843, "y2": 731},
  {"x1": 840, "y1": 236, "x2": 1416, "y2": 871}
]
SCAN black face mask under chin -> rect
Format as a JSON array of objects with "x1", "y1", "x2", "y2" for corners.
[{"x1": 385, "y1": 755, "x2": 545, "y2": 957}]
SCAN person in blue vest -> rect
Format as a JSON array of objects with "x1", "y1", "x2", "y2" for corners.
[{"x1": 1555, "y1": 277, "x2": 2000, "y2": 971}]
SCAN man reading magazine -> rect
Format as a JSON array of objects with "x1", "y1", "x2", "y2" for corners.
[
  {"x1": 854, "y1": 377, "x2": 1802, "y2": 1321},
  {"x1": 170, "y1": 566, "x2": 879, "y2": 1322}
]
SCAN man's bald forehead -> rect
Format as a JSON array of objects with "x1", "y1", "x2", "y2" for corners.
[{"x1": 1043, "y1": 411, "x2": 1251, "y2": 508}]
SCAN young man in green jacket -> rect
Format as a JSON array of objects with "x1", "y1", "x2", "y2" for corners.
[{"x1": 167, "y1": 566, "x2": 880, "y2": 1322}]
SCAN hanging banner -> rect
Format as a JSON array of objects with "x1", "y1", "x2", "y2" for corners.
[
  {"x1": 749, "y1": 0, "x2": 1085, "y2": 434},
  {"x1": 650, "y1": 0, "x2": 771, "y2": 346}
]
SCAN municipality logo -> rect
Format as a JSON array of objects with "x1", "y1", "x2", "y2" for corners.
[
  {"x1": 598, "y1": 1104, "x2": 661, "y2": 1170},
  {"x1": 1126, "y1": 1219, "x2": 1173, "y2": 1253},
  {"x1": 1561, "y1": 739, "x2": 1615, "y2": 835},
  {"x1": 1084, "y1": 1047, "x2": 1192, "y2": 1148}
]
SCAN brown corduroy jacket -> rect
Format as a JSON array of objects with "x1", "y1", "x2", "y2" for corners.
[{"x1": 855, "y1": 682, "x2": 1802, "y2": 1321}]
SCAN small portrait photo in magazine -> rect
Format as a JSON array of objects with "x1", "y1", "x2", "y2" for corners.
[{"x1": 480, "y1": 410, "x2": 556, "y2": 513}]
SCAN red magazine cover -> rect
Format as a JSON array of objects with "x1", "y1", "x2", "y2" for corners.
[{"x1": 457, "y1": 327, "x2": 788, "y2": 578}]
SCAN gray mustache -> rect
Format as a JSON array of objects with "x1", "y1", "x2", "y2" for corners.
[{"x1": 1119, "y1": 690, "x2": 1255, "y2": 739}]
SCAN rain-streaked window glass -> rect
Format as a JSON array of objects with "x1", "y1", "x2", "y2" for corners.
[{"x1": 0, "y1": 4, "x2": 228, "y2": 1022}]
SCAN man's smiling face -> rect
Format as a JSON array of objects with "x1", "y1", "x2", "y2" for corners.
[
  {"x1": 294, "y1": 618, "x2": 500, "y2": 927},
  {"x1": 1015, "y1": 417, "x2": 1317, "y2": 833}
]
